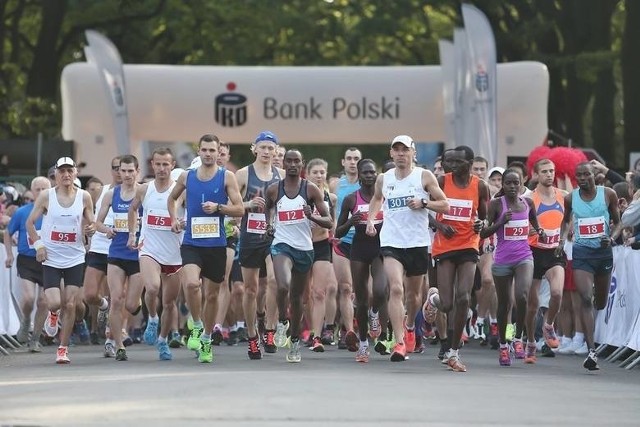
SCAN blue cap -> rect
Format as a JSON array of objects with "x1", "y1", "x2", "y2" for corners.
[{"x1": 255, "y1": 131, "x2": 278, "y2": 145}]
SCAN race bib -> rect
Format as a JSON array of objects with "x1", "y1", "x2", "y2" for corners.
[
  {"x1": 27, "y1": 230, "x2": 41, "y2": 249},
  {"x1": 278, "y1": 208, "x2": 305, "y2": 224},
  {"x1": 50, "y1": 225, "x2": 78, "y2": 244},
  {"x1": 355, "y1": 204, "x2": 382, "y2": 224},
  {"x1": 146, "y1": 209, "x2": 171, "y2": 231},
  {"x1": 504, "y1": 219, "x2": 529, "y2": 241},
  {"x1": 443, "y1": 198, "x2": 473, "y2": 222},
  {"x1": 113, "y1": 212, "x2": 129, "y2": 233},
  {"x1": 191, "y1": 216, "x2": 220, "y2": 238},
  {"x1": 387, "y1": 196, "x2": 412, "y2": 211},
  {"x1": 537, "y1": 227, "x2": 561, "y2": 249},
  {"x1": 247, "y1": 212, "x2": 267, "y2": 234},
  {"x1": 577, "y1": 216, "x2": 605, "y2": 239}
]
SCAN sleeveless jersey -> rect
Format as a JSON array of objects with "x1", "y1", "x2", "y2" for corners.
[
  {"x1": 90, "y1": 184, "x2": 115, "y2": 255},
  {"x1": 108, "y1": 186, "x2": 139, "y2": 261},
  {"x1": 335, "y1": 175, "x2": 360, "y2": 245},
  {"x1": 494, "y1": 196, "x2": 532, "y2": 265},
  {"x1": 183, "y1": 168, "x2": 228, "y2": 248},
  {"x1": 41, "y1": 188, "x2": 86, "y2": 268},
  {"x1": 431, "y1": 173, "x2": 480, "y2": 256},
  {"x1": 529, "y1": 188, "x2": 565, "y2": 249},
  {"x1": 139, "y1": 181, "x2": 182, "y2": 265},
  {"x1": 572, "y1": 186, "x2": 610, "y2": 250},
  {"x1": 352, "y1": 189, "x2": 383, "y2": 249},
  {"x1": 272, "y1": 180, "x2": 313, "y2": 251},
  {"x1": 240, "y1": 164, "x2": 281, "y2": 247},
  {"x1": 380, "y1": 167, "x2": 431, "y2": 248}
]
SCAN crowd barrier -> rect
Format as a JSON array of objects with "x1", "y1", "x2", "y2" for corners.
[{"x1": 1, "y1": 245, "x2": 639, "y2": 366}]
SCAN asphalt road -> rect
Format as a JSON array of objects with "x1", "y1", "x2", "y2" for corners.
[{"x1": 1, "y1": 339, "x2": 639, "y2": 427}]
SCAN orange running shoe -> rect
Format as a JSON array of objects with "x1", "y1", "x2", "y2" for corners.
[
  {"x1": 404, "y1": 328, "x2": 416, "y2": 353},
  {"x1": 447, "y1": 354, "x2": 467, "y2": 372},
  {"x1": 345, "y1": 330, "x2": 358, "y2": 352},
  {"x1": 543, "y1": 324, "x2": 560, "y2": 349},
  {"x1": 390, "y1": 342, "x2": 407, "y2": 362}
]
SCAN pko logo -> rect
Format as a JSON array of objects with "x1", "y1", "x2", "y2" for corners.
[
  {"x1": 605, "y1": 271, "x2": 617, "y2": 324},
  {"x1": 215, "y1": 82, "x2": 247, "y2": 127},
  {"x1": 475, "y1": 66, "x2": 489, "y2": 92}
]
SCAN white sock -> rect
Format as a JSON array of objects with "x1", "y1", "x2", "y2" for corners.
[
  {"x1": 477, "y1": 317, "x2": 485, "y2": 326},
  {"x1": 360, "y1": 340, "x2": 368, "y2": 348},
  {"x1": 236, "y1": 321, "x2": 245, "y2": 329},
  {"x1": 148, "y1": 315, "x2": 159, "y2": 323},
  {"x1": 99, "y1": 298, "x2": 109, "y2": 310},
  {"x1": 573, "y1": 332, "x2": 585, "y2": 344},
  {"x1": 490, "y1": 317, "x2": 497, "y2": 324},
  {"x1": 450, "y1": 348, "x2": 459, "y2": 357},
  {"x1": 157, "y1": 336, "x2": 167, "y2": 343}
]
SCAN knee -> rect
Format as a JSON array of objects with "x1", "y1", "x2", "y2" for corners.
[
  {"x1": 110, "y1": 293, "x2": 125, "y2": 309},
  {"x1": 63, "y1": 298, "x2": 76, "y2": 314},
  {"x1": 243, "y1": 283, "x2": 257, "y2": 299},
  {"x1": 388, "y1": 284, "x2": 403, "y2": 301},
  {"x1": 338, "y1": 282, "x2": 352, "y2": 296},
  {"x1": 455, "y1": 292, "x2": 470, "y2": 307},
  {"x1": 311, "y1": 287, "x2": 326, "y2": 303},
  {"x1": 185, "y1": 281, "x2": 201, "y2": 293}
]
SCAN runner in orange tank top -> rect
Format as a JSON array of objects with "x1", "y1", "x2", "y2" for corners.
[{"x1": 422, "y1": 146, "x2": 490, "y2": 372}]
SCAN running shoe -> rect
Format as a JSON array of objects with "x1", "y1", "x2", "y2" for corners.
[
  {"x1": 198, "y1": 338, "x2": 213, "y2": 363},
  {"x1": 212, "y1": 325, "x2": 224, "y2": 346},
  {"x1": 56, "y1": 346, "x2": 70, "y2": 364},
  {"x1": 143, "y1": 319, "x2": 159, "y2": 345},
  {"x1": 28, "y1": 340, "x2": 43, "y2": 353},
  {"x1": 321, "y1": 327, "x2": 335, "y2": 346},
  {"x1": 187, "y1": 325, "x2": 204, "y2": 351},
  {"x1": 90, "y1": 332, "x2": 100, "y2": 345},
  {"x1": 506, "y1": 323, "x2": 516, "y2": 342},
  {"x1": 17, "y1": 318, "x2": 30, "y2": 343},
  {"x1": 169, "y1": 331, "x2": 183, "y2": 348},
  {"x1": 44, "y1": 310, "x2": 59, "y2": 338},
  {"x1": 248, "y1": 336, "x2": 262, "y2": 360},
  {"x1": 447, "y1": 354, "x2": 467, "y2": 372},
  {"x1": 542, "y1": 324, "x2": 560, "y2": 349},
  {"x1": 499, "y1": 346, "x2": 511, "y2": 366},
  {"x1": 513, "y1": 340, "x2": 526, "y2": 359},
  {"x1": 264, "y1": 330, "x2": 277, "y2": 353},
  {"x1": 404, "y1": 328, "x2": 416, "y2": 353},
  {"x1": 157, "y1": 340, "x2": 172, "y2": 361},
  {"x1": 97, "y1": 303, "x2": 109, "y2": 331},
  {"x1": 489, "y1": 323, "x2": 499, "y2": 349},
  {"x1": 275, "y1": 321, "x2": 289, "y2": 348},
  {"x1": 374, "y1": 340, "x2": 389, "y2": 355},
  {"x1": 122, "y1": 330, "x2": 133, "y2": 347},
  {"x1": 574, "y1": 342, "x2": 588, "y2": 356},
  {"x1": 474, "y1": 322, "x2": 486, "y2": 341},
  {"x1": 422, "y1": 287, "x2": 439, "y2": 324},
  {"x1": 344, "y1": 330, "x2": 358, "y2": 352},
  {"x1": 104, "y1": 341, "x2": 116, "y2": 358},
  {"x1": 441, "y1": 349, "x2": 452, "y2": 365},
  {"x1": 186, "y1": 315, "x2": 194, "y2": 331},
  {"x1": 438, "y1": 343, "x2": 449, "y2": 361},
  {"x1": 524, "y1": 342, "x2": 537, "y2": 364},
  {"x1": 286, "y1": 339, "x2": 302, "y2": 363},
  {"x1": 226, "y1": 329, "x2": 239, "y2": 346},
  {"x1": 337, "y1": 329, "x2": 347, "y2": 350},
  {"x1": 583, "y1": 350, "x2": 599, "y2": 371},
  {"x1": 390, "y1": 342, "x2": 407, "y2": 362},
  {"x1": 355, "y1": 345, "x2": 370, "y2": 363},
  {"x1": 115, "y1": 348, "x2": 128, "y2": 361},
  {"x1": 368, "y1": 310, "x2": 381, "y2": 339},
  {"x1": 237, "y1": 326, "x2": 249, "y2": 343},
  {"x1": 311, "y1": 336, "x2": 325, "y2": 353}
]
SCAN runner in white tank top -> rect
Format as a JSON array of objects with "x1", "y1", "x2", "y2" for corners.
[
  {"x1": 26, "y1": 156, "x2": 96, "y2": 364},
  {"x1": 127, "y1": 149, "x2": 183, "y2": 360},
  {"x1": 366, "y1": 135, "x2": 449, "y2": 363}
]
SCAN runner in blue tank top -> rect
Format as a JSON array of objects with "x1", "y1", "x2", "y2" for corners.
[
  {"x1": 167, "y1": 134, "x2": 245, "y2": 364},
  {"x1": 556, "y1": 161, "x2": 621, "y2": 371}
]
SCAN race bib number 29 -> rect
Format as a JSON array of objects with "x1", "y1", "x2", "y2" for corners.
[{"x1": 504, "y1": 219, "x2": 529, "y2": 241}]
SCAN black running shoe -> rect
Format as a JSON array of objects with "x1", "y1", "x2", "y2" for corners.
[
  {"x1": 583, "y1": 350, "x2": 600, "y2": 371},
  {"x1": 115, "y1": 348, "x2": 128, "y2": 361}
]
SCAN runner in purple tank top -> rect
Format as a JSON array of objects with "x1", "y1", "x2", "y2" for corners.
[{"x1": 480, "y1": 169, "x2": 544, "y2": 367}]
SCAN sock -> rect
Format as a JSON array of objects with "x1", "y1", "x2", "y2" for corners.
[
  {"x1": 230, "y1": 324, "x2": 238, "y2": 332},
  {"x1": 237, "y1": 321, "x2": 245, "y2": 329},
  {"x1": 514, "y1": 337, "x2": 523, "y2": 343},
  {"x1": 574, "y1": 332, "x2": 585, "y2": 343},
  {"x1": 99, "y1": 298, "x2": 109, "y2": 310},
  {"x1": 157, "y1": 336, "x2": 167, "y2": 343},
  {"x1": 544, "y1": 322, "x2": 553, "y2": 329},
  {"x1": 214, "y1": 323, "x2": 222, "y2": 331},
  {"x1": 257, "y1": 311, "x2": 265, "y2": 318},
  {"x1": 148, "y1": 315, "x2": 159, "y2": 323},
  {"x1": 490, "y1": 317, "x2": 497, "y2": 324},
  {"x1": 406, "y1": 326, "x2": 414, "y2": 332},
  {"x1": 450, "y1": 348, "x2": 459, "y2": 357},
  {"x1": 500, "y1": 343, "x2": 508, "y2": 349},
  {"x1": 201, "y1": 333, "x2": 211, "y2": 342},
  {"x1": 360, "y1": 340, "x2": 368, "y2": 348},
  {"x1": 369, "y1": 308, "x2": 378, "y2": 315}
]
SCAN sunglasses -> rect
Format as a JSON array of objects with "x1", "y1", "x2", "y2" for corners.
[{"x1": 111, "y1": 165, "x2": 120, "y2": 171}]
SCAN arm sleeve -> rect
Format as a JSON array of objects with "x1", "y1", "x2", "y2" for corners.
[
  {"x1": 605, "y1": 169, "x2": 625, "y2": 184},
  {"x1": 621, "y1": 200, "x2": 640, "y2": 227}
]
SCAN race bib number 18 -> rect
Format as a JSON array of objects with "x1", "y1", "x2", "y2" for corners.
[{"x1": 577, "y1": 216, "x2": 605, "y2": 238}]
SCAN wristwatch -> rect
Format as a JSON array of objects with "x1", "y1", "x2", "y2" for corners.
[
  {"x1": 421, "y1": 199, "x2": 429, "y2": 209},
  {"x1": 214, "y1": 204, "x2": 221, "y2": 213}
]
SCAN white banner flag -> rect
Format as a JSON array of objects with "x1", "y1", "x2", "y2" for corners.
[
  {"x1": 438, "y1": 40, "x2": 456, "y2": 145},
  {"x1": 453, "y1": 28, "x2": 474, "y2": 153},
  {"x1": 84, "y1": 30, "x2": 130, "y2": 156},
  {"x1": 462, "y1": 4, "x2": 497, "y2": 167}
]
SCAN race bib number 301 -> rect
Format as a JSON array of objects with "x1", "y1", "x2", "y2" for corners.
[
  {"x1": 577, "y1": 216, "x2": 605, "y2": 238},
  {"x1": 504, "y1": 219, "x2": 529, "y2": 241},
  {"x1": 387, "y1": 196, "x2": 412, "y2": 211}
]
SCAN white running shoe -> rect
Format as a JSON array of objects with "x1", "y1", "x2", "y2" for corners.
[
  {"x1": 573, "y1": 342, "x2": 588, "y2": 356},
  {"x1": 44, "y1": 311, "x2": 59, "y2": 338}
]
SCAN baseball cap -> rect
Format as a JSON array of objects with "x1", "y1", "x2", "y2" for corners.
[
  {"x1": 391, "y1": 135, "x2": 414, "y2": 149},
  {"x1": 255, "y1": 131, "x2": 279, "y2": 145},
  {"x1": 55, "y1": 157, "x2": 76, "y2": 168},
  {"x1": 488, "y1": 166, "x2": 505, "y2": 178}
]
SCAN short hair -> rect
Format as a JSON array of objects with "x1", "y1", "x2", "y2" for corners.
[
  {"x1": 30, "y1": 176, "x2": 51, "y2": 190},
  {"x1": 508, "y1": 161, "x2": 527, "y2": 176},
  {"x1": 453, "y1": 145, "x2": 474, "y2": 161},
  {"x1": 198, "y1": 133, "x2": 220, "y2": 148},
  {"x1": 502, "y1": 168, "x2": 522, "y2": 182},
  {"x1": 219, "y1": 141, "x2": 230, "y2": 153},
  {"x1": 613, "y1": 182, "x2": 631, "y2": 201},
  {"x1": 357, "y1": 158, "x2": 376, "y2": 173},
  {"x1": 306, "y1": 158, "x2": 328, "y2": 174},
  {"x1": 119, "y1": 154, "x2": 139, "y2": 169},
  {"x1": 285, "y1": 149, "x2": 303, "y2": 160},
  {"x1": 472, "y1": 156, "x2": 488, "y2": 167},
  {"x1": 151, "y1": 148, "x2": 174, "y2": 159},
  {"x1": 86, "y1": 176, "x2": 103, "y2": 186},
  {"x1": 344, "y1": 147, "x2": 361, "y2": 157},
  {"x1": 533, "y1": 158, "x2": 554, "y2": 173}
]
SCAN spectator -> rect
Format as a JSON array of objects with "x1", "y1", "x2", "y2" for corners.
[{"x1": 0, "y1": 154, "x2": 9, "y2": 177}]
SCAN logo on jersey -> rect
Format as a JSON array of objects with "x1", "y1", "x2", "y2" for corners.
[
  {"x1": 215, "y1": 82, "x2": 247, "y2": 128},
  {"x1": 475, "y1": 66, "x2": 489, "y2": 92}
]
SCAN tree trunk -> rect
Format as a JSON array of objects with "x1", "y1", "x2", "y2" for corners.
[
  {"x1": 622, "y1": 0, "x2": 640, "y2": 171},
  {"x1": 25, "y1": 0, "x2": 66, "y2": 99}
]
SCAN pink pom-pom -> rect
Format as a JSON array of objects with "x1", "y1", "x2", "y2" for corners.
[{"x1": 548, "y1": 147, "x2": 588, "y2": 186}]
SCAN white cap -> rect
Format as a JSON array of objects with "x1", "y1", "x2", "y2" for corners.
[
  {"x1": 391, "y1": 135, "x2": 414, "y2": 149},
  {"x1": 170, "y1": 168, "x2": 185, "y2": 181},
  {"x1": 488, "y1": 166, "x2": 505, "y2": 177},
  {"x1": 188, "y1": 156, "x2": 202, "y2": 170},
  {"x1": 73, "y1": 178, "x2": 82, "y2": 188},
  {"x1": 55, "y1": 157, "x2": 76, "y2": 168}
]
